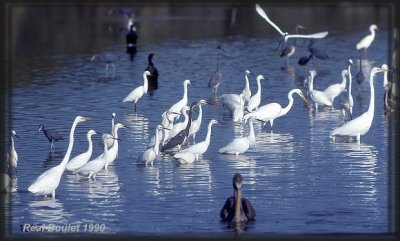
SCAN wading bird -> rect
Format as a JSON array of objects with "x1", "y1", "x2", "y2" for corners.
[
  {"x1": 7, "y1": 130, "x2": 20, "y2": 174},
  {"x1": 341, "y1": 59, "x2": 354, "y2": 118},
  {"x1": 219, "y1": 118, "x2": 255, "y2": 155},
  {"x1": 66, "y1": 129, "x2": 97, "y2": 171},
  {"x1": 308, "y1": 70, "x2": 332, "y2": 112},
  {"x1": 168, "y1": 79, "x2": 192, "y2": 120},
  {"x1": 323, "y1": 69, "x2": 348, "y2": 104},
  {"x1": 123, "y1": 71, "x2": 151, "y2": 112},
  {"x1": 189, "y1": 99, "x2": 208, "y2": 141},
  {"x1": 208, "y1": 45, "x2": 222, "y2": 97},
  {"x1": 356, "y1": 24, "x2": 378, "y2": 52},
  {"x1": 145, "y1": 53, "x2": 159, "y2": 95},
  {"x1": 38, "y1": 124, "x2": 63, "y2": 150},
  {"x1": 246, "y1": 75, "x2": 266, "y2": 112}
]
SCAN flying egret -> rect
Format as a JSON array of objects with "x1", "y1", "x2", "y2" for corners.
[
  {"x1": 178, "y1": 119, "x2": 219, "y2": 160},
  {"x1": 208, "y1": 45, "x2": 222, "y2": 97},
  {"x1": 356, "y1": 24, "x2": 378, "y2": 51},
  {"x1": 255, "y1": 4, "x2": 328, "y2": 45},
  {"x1": 74, "y1": 135, "x2": 118, "y2": 180},
  {"x1": 101, "y1": 112, "x2": 116, "y2": 149},
  {"x1": 323, "y1": 69, "x2": 348, "y2": 104},
  {"x1": 168, "y1": 106, "x2": 190, "y2": 140},
  {"x1": 66, "y1": 129, "x2": 97, "y2": 171},
  {"x1": 28, "y1": 116, "x2": 91, "y2": 198},
  {"x1": 246, "y1": 75, "x2": 265, "y2": 112},
  {"x1": 241, "y1": 70, "x2": 252, "y2": 103},
  {"x1": 139, "y1": 125, "x2": 166, "y2": 166},
  {"x1": 145, "y1": 53, "x2": 159, "y2": 95},
  {"x1": 104, "y1": 123, "x2": 126, "y2": 170},
  {"x1": 189, "y1": 99, "x2": 208, "y2": 141},
  {"x1": 123, "y1": 70, "x2": 151, "y2": 112},
  {"x1": 308, "y1": 70, "x2": 332, "y2": 111},
  {"x1": 330, "y1": 66, "x2": 389, "y2": 142},
  {"x1": 7, "y1": 130, "x2": 19, "y2": 173},
  {"x1": 280, "y1": 25, "x2": 305, "y2": 62},
  {"x1": 244, "y1": 89, "x2": 308, "y2": 130},
  {"x1": 168, "y1": 79, "x2": 191, "y2": 120},
  {"x1": 38, "y1": 124, "x2": 63, "y2": 150},
  {"x1": 219, "y1": 118, "x2": 255, "y2": 155},
  {"x1": 341, "y1": 59, "x2": 354, "y2": 118},
  {"x1": 220, "y1": 173, "x2": 256, "y2": 223}
]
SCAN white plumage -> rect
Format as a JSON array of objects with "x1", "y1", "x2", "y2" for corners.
[
  {"x1": 356, "y1": 24, "x2": 378, "y2": 50},
  {"x1": 308, "y1": 70, "x2": 332, "y2": 111},
  {"x1": 123, "y1": 71, "x2": 151, "y2": 111},
  {"x1": 323, "y1": 69, "x2": 348, "y2": 103},
  {"x1": 219, "y1": 118, "x2": 255, "y2": 155},
  {"x1": 66, "y1": 129, "x2": 97, "y2": 171},
  {"x1": 246, "y1": 75, "x2": 265, "y2": 112}
]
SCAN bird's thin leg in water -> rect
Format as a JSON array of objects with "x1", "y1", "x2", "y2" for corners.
[
  {"x1": 112, "y1": 63, "x2": 116, "y2": 78},
  {"x1": 105, "y1": 64, "x2": 109, "y2": 78}
]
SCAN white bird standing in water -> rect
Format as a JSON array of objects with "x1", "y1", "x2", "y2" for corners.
[
  {"x1": 168, "y1": 106, "x2": 190, "y2": 140},
  {"x1": 177, "y1": 119, "x2": 219, "y2": 160},
  {"x1": 74, "y1": 134, "x2": 118, "y2": 180},
  {"x1": 356, "y1": 24, "x2": 378, "y2": 52},
  {"x1": 102, "y1": 113, "x2": 116, "y2": 149},
  {"x1": 323, "y1": 69, "x2": 348, "y2": 104},
  {"x1": 66, "y1": 129, "x2": 97, "y2": 171},
  {"x1": 241, "y1": 70, "x2": 252, "y2": 103},
  {"x1": 168, "y1": 79, "x2": 191, "y2": 120},
  {"x1": 7, "y1": 130, "x2": 19, "y2": 173},
  {"x1": 139, "y1": 125, "x2": 166, "y2": 166},
  {"x1": 189, "y1": 100, "x2": 208, "y2": 141},
  {"x1": 244, "y1": 89, "x2": 308, "y2": 130},
  {"x1": 123, "y1": 71, "x2": 151, "y2": 112},
  {"x1": 330, "y1": 66, "x2": 388, "y2": 142},
  {"x1": 219, "y1": 118, "x2": 255, "y2": 155},
  {"x1": 104, "y1": 123, "x2": 125, "y2": 170},
  {"x1": 28, "y1": 116, "x2": 91, "y2": 198},
  {"x1": 308, "y1": 70, "x2": 332, "y2": 112},
  {"x1": 341, "y1": 59, "x2": 354, "y2": 117},
  {"x1": 246, "y1": 75, "x2": 265, "y2": 112}
]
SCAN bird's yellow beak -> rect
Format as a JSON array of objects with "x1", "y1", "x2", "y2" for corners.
[
  {"x1": 300, "y1": 94, "x2": 309, "y2": 105},
  {"x1": 380, "y1": 66, "x2": 389, "y2": 72},
  {"x1": 83, "y1": 117, "x2": 92, "y2": 121}
]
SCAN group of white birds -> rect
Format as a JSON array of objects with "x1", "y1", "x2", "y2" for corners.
[{"x1": 5, "y1": 5, "x2": 390, "y2": 199}]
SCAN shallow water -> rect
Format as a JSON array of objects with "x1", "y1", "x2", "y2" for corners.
[{"x1": 4, "y1": 3, "x2": 395, "y2": 237}]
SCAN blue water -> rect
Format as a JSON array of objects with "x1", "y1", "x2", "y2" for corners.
[{"x1": 3, "y1": 3, "x2": 394, "y2": 237}]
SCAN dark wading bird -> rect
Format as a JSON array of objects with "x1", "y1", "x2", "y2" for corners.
[
  {"x1": 38, "y1": 124, "x2": 63, "y2": 150},
  {"x1": 145, "y1": 53, "x2": 159, "y2": 95},
  {"x1": 280, "y1": 25, "x2": 305, "y2": 63},
  {"x1": 356, "y1": 55, "x2": 365, "y2": 85},
  {"x1": 208, "y1": 45, "x2": 222, "y2": 98},
  {"x1": 126, "y1": 24, "x2": 138, "y2": 61},
  {"x1": 220, "y1": 173, "x2": 256, "y2": 224},
  {"x1": 298, "y1": 39, "x2": 329, "y2": 66}
]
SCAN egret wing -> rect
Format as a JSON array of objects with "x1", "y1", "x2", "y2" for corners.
[{"x1": 255, "y1": 4, "x2": 285, "y2": 36}]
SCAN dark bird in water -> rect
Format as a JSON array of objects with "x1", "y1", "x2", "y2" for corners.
[
  {"x1": 208, "y1": 45, "x2": 222, "y2": 98},
  {"x1": 280, "y1": 25, "x2": 305, "y2": 62},
  {"x1": 220, "y1": 173, "x2": 256, "y2": 224},
  {"x1": 298, "y1": 39, "x2": 329, "y2": 66},
  {"x1": 145, "y1": 53, "x2": 159, "y2": 95},
  {"x1": 298, "y1": 54, "x2": 313, "y2": 66},
  {"x1": 126, "y1": 24, "x2": 138, "y2": 61},
  {"x1": 37, "y1": 124, "x2": 63, "y2": 150},
  {"x1": 356, "y1": 54, "x2": 365, "y2": 85}
]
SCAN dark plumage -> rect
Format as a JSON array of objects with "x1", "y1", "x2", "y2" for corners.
[
  {"x1": 220, "y1": 173, "x2": 256, "y2": 223},
  {"x1": 308, "y1": 40, "x2": 329, "y2": 60},
  {"x1": 208, "y1": 45, "x2": 222, "y2": 97},
  {"x1": 37, "y1": 124, "x2": 63, "y2": 150},
  {"x1": 126, "y1": 24, "x2": 138, "y2": 61},
  {"x1": 298, "y1": 54, "x2": 313, "y2": 66},
  {"x1": 145, "y1": 53, "x2": 159, "y2": 95},
  {"x1": 356, "y1": 55, "x2": 365, "y2": 85}
]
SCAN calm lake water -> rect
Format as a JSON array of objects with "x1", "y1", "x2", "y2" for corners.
[{"x1": 3, "y1": 2, "x2": 396, "y2": 237}]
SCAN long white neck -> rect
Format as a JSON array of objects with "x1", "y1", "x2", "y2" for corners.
[
  {"x1": 370, "y1": 27, "x2": 376, "y2": 40},
  {"x1": 247, "y1": 120, "x2": 255, "y2": 145},
  {"x1": 10, "y1": 135, "x2": 15, "y2": 152},
  {"x1": 340, "y1": 72, "x2": 347, "y2": 89},
  {"x1": 111, "y1": 118, "x2": 115, "y2": 135},
  {"x1": 59, "y1": 118, "x2": 79, "y2": 170},
  {"x1": 181, "y1": 109, "x2": 189, "y2": 126},
  {"x1": 154, "y1": 128, "x2": 161, "y2": 155},
  {"x1": 245, "y1": 74, "x2": 250, "y2": 90},
  {"x1": 309, "y1": 75, "x2": 314, "y2": 91},
  {"x1": 196, "y1": 105, "x2": 203, "y2": 123},
  {"x1": 182, "y1": 82, "x2": 189, "y2": 105},
  {"x1": 383, "y1": 71, "x2": 388, "y2": 88},
  {"x1": 255, "y1": 78, "x2": 262, "y2": 96},
  {"x1": 281, "y1": 90, "x2": 296, "y2": 116},
  {"x1": 367, "y1": 70, "x2": 377, "y2": 118},
  {"x1": 87, "y1": 133, "x2": 94, "y2": 154},
  {"x1": 143, "y1": 73, "x2": 149, "y2": 94},
  {"x1": 110, "y1": 126, "x2": 120, "y2": 152},
  {"x1": 348, "y1": 65, "x2": 352, "y2": 96},
  {"x1": 204, "y1": 122, "x2": 214, "y2": 145}
]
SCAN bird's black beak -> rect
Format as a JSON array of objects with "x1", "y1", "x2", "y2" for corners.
[{"x1": 15, "y1": 134, "x2": 21, "y2": 140}]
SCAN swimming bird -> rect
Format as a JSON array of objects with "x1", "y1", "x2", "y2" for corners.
[
  {"x1": 241, "y1": 70, "x2": 252, "y2": 103},
  {"x1": 244, "y1": 89, "x2": 308, "y2": 130},
  {"x1": 246, "y1": 75, "x2": 265, "y2": 112},
  {"x1": 341, "y1": 59, "x2": 354, "y2": 118},
  {"x1": 104, "y1": 123, "x2": 126, "y2": 170},
  {"x1": 167, "y1": 79, "x2": 191, "y2": 120},
  {"x1": 308, "y1": 70, "x2": 332, "y2": 111},
  {"x1": 219, "y1": 118, "x2": 255, "y2": 155},
  {"x1": 255, "y1": 4, "x2": 328, "y2": 46},
  {"x1": 178, "y1": 119, "x2": 219, "y2": 160},
  {"x1": 161, "y1": 102, "x2": 196, "y2": 152},
  {"x1": 208, "y1": 45, "x2": 222, "y2": 97},
  {"x1": 126, "y1": 24, "x2": 138, "y2": 61},
  {"x1": 323, "y1": 69, "x2": 348, "y2": 104},
  {"x1": 28, "y1": 116, "x2": 91, "y2": 198},
  {"x1": 139, "y1": 125, "x2": 167, "y2": 166},
  {"x1": 330, "y1": 66, "x2": 388, "y2": 143},
  {"x1": 168, "y1": 106, "x2": 190, "y2": 140},
  {"x1": 123, "y1": 70, "x2": 151, "y2": 112},
  {"x1": 145, "y1": 53, "x2": 159, "y2": 95},
  {"x1": 220, "y1": 173, "x2": 256, "y2": 223},
  {"x1": 356, "y1": 24, "x2": 378, "y2": 52},
  {"x1": 90, "y1": 53, "x2": 119, "y2": 78},
  {"x1": 66, "y1": 129, "x2": 97, "y2": 171},
  {"x1": 37, "y1": 124, "x2": 63, "y2": 150},
  {"x1": 74, "y1": 134, "x2": 118, "y2": 180},
  {"x1": 189, "y1": 99, "x2": 208, "y2": 141},
  {"x1": 7, "y1": 130, "x2": 19, "y2": 173}
]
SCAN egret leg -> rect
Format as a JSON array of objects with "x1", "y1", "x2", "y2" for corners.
[
  {"x1": 52, "y1": 190, "x2": 55, "y2": 199},
  {"x1": 93, "y1": 174, "x2": 97, "y2": 180},
  {"x1": 134, "y1": 103, "x2": 137, "y2": 112},
  {"x1": 51, "y1": 140, "x2": 55, "y2": 149},
  {"x1": 356, "y1": 134, "x2": 360, "y2": 143},
  {"x1": 105, "y1": 163, "x2": 108, "y2": 170},
  {"x1": 112, "y1": 63, "x2": 115, "y2": 78},
  {"x1": 105, "y1": 63, "x2": 109, "y2": 78},
  {"x1": 270, "y1": 119, "x2": 274, "y2": 130}
]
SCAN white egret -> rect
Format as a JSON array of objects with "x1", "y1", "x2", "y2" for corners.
[
  {"x1": 220, "y1": 173, "x2": 256, "y2": 223},
  {"x1": 179, "y1": 119, "x2": 219, "y2": 160},
  {"x1": 139, "y1": 125, "x2": 165, "y2": 166},
  {"x1": 241, "y1": 70, "x2": 252, "y2": 103},
  {"x1": 28, "y1": 116, "x2": 91, "y2": 198},
  {"x1": 168, "y1": 106, "x2": 190, "y2": 140},
  {"x1": 280, "y1": 25, "x2": 305, "y2": 61},
  {"x1": 246, "y1": 75, "x2": 265, "y2": 112},
  {"x1": 341, "y1": 59, "x2": 354, "y2": 117},
  {"x1": 168, "y1": 79, "x2": 191, "y2": 120},
  {"x1": 244, "y1": 89, "x2": 308, "y2": 130},
  {"x1": 7, "y1": 130, "x2": 19, "y2": 173},
  {"x1": 122, "y1": 70, "x2": 151, "y2": 112},
  {"x1": 74, "y1": 135, "x2": 118, "y2": 180},
  {"x1": 323, "y1": 69, "x2": 348, "y2": 104},
  {"x1": 308, "y1": 70, "x2": 332, "y2": 111},
  {"x1": 105, "y1": 123, "x2": 126, "y2": 170},
  {"x1": 102, "y1": 113, "x2": 116, "y2": 149},
  {"x1": 189, "y1": 100, "x2": 208, "y2": 141},
  {"x1": 159, "y1": 111, "x2": 179, "y2": 146},
  {"x1": 219, "y1": 118, "x2": 255, "y2": 155},
  {"x1": 356, "y1": 24, "x2": 378, "y2": 51},
  {"x1": 330, "y1": 66, "x2": 388, "y2": 142},
  {"x1": 220, "y1": 93, "x2": 245, "y2": 122},
  {"x1": 173, "y1": 151, "x2": 197, "y2": 164},
  {"x1": 232, "y1": 94, "x2": 245, "y2": 122},
  {"x1": 255, "y1": 4, "x2": 328, "y2": 43},
  {"x1": 66, "y1": 129, "x2": 97, "y2": 171}
]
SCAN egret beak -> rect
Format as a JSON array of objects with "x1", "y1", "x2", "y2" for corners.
[
  {"x1": 300, "y1": 94, "x2": 309, "y2": 105},
  {"x1": 380, "y1": 66, "x2": 389, "y2": 72},
  {"x1": 162, "y1": 127, "x2": 171, "y2": 130},
  {"x1": 15, "y1": 134, "x2": 21, "y2": 140},
  {"x1": 83, "y1": 117, "x2": 92, "y2": 121},
  {"x1": 112, "y1": 137, "x2": 121, "y2": 141}
]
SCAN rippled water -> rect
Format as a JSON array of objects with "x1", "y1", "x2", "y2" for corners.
[{"x1": 4, "y1": 3, "x2": 395, "y2": 237}]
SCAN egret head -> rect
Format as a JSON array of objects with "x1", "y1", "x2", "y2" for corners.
[
  {"x1": 144, "y1": 70, "x2": 151, "y2": 76},
  {"x1": 370, "y1": 24, "x2": 378, "y2": 31},
  {"x1": 76, "y1": 116, "x2": 92, "y2": 123},
  {"x1": 184, "y1": 79, "x2": 191, "y2": 86},
  {"x1": 293, "y1": 89, "x2": 308, "y2": 105},
  {"x1": 348, "y1": 59, "x2": 353, "y2": 65},
  {"x1": 88, "y1": 129, "x2": 97, "y2": 136},
  {"x1": 112, "y1": 113, "x2": 116, "y2": 118},
  {"x1": 245, "y1": 70, "x2": 251, "y2": 75},
  {"x1": 115, "y1": 123, "x2": 126, "y2": 130},
  {"x1": 11, "y1": 130, "x2": 20, "y2": 139},
  {"x1": 256, "y1": 75, "x2": 265, "y2": 81},
  {"x1": 197, "y1": 99, "x2": 208, "y2": 106}
]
